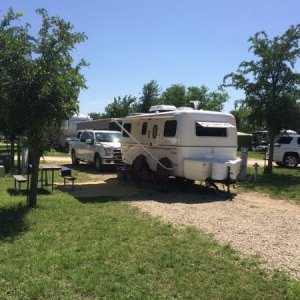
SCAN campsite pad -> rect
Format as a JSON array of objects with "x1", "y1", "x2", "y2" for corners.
[
  {"x1": 70, "y1": 178, "x2": 143, "y2": 200},
  {"x1": 69, "y1": 176, "x2": 231, "y2": 203}
]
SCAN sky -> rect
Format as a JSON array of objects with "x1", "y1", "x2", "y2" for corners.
[{"x1": 1, "y1": 0, "x2": 300, "y2": 115}]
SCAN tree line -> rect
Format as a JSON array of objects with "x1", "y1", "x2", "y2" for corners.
[{"x1": 88, "y1": 81, "x2": 229, "y2": 120}]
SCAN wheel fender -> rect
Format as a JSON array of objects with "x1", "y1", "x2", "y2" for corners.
[{"x1": 284, "y1": 152, "x2": 299, "y2": 160}]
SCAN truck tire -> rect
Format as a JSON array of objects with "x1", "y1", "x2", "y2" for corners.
[
  {"x1": 95, "y1": 154, "x2": 102, "y2": 172},
  {"x1": 71, "y1": 150, "x2": 79, "y2": 165},
  {"x1": 283, "y1": 153, "x2": 299, "y2": 168}
]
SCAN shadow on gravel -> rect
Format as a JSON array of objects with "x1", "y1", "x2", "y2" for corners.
[{"x1": 70, "y1": 177, "x2": 236, "y2": 205}]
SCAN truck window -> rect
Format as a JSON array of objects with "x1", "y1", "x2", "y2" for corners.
[
  {"x1": 141, "y1": 122, "x2": 147, "y2": 135},
  {"x1": 80, "y1": 132, "x2": 91, "y2": 142},
  {"x1": 164, "y1": 120, "x2": 177, "y2": 137},
  {"x1": 95, "y1": 132, "x2": 121, "y2": 142},
  {"x1": 195, "y1": 123, "x2": 227, "y2": 137},
  {"x1": 123, "y1": 123, "x2": 131, "y2": 137}
]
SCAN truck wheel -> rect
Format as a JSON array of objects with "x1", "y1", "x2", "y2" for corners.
[
  {"x1": 283, "y1": 153, "x2": 299, "y2": 168},
  {"x1": 95, "y1": 154, "x2": 102, "y2": 171},
  {"x1": 71, "y1": 150, "x2": 79, "y2": 165}
]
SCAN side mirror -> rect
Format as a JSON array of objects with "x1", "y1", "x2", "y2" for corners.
[{"x1": 86, "y1": 138, "x2": 94, "y2": 145}]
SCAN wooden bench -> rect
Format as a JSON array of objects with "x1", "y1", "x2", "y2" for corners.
[
  {"x1": 61, "y1": 175, "x2": 77, "y2": 191},
  {"x1": 13, "y1": 175, "x2": 28, "y2": 191}
]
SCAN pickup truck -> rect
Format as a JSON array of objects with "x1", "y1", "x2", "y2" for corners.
[{"x1": 69, "y1": 130, "x2": 122, "y2": 171}]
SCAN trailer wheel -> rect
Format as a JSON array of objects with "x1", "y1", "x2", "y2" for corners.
[
  {"x1": 71, "y1": 150, "x2": 79, "y2": 165},
  {"x1": 95, "y1": 154, "x2": 102, "y2": 172}
]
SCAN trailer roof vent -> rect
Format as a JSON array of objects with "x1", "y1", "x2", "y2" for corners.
[{"x1": 149, "y1": 105, "x2": 176, "y2": 113}]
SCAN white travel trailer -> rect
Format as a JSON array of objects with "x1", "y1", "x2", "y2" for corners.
[{"x1": 116, "y1": 105, "x2": 241, "y2": 184}]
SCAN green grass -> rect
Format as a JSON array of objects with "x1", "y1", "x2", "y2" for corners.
[
  {"x1": 0, "y1": 177, "x2": 299, "y2": 299},
  {"x1": 239, "y1": 166, "x2": 300, "y2": 203},
  {"x1": 0, "y1": 143, "x2": 69, "y2": 157},
  {"x1": 238, "y1": 150, "x2": 266, "y2": 160},
  {"x1": 0, "y1": 143, "x2": 10, "y2": 155},
  {"x1": 39, "y1": 162, "x2": 114, "y2": 184},
  {"x1": 44, "y1": 148, "x2": 69, "y2": 157}
]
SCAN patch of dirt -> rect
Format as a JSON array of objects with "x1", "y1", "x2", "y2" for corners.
[{"x1": 41, "y1": 156, "x2": 71, "y2": 163}]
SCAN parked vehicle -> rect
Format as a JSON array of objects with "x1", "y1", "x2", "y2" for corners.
[
  {"x1": 68, "y1": 130, "x2": 122, "y2": 171},
  {"x1": 59, "y1": 114, "x2": 93, "y2": 151},
  {"x1": 115, "y1": 105, "x2": 241, "y2": 184},
  {"x1": 273, "y1": 135, "x2": 300, "y2": 168}
]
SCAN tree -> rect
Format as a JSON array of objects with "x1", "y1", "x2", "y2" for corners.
[
  {"x1": 1, "y1": 8, "x2": 88, "y2": 206},
  {"x1": 186, "y1": 85, "x2": 228, "y2": 111},
  {"x1": 88, "y1": 112, "x2": 105, "y2": 120},
  {"x1": 0, "y1": 9, "x2": 33, "y2": 171},
  {"x1": 27, "y1": 9, "x2": 87, "y2": 206},
  {"x1": 223, "y1": 25, "x2": 300, "y2": 173},
  {"x1": 138, "y1": 80, "x2": 160, "y2": 112},
  {"x1": 230, "y1": 100, "x2": 256, "y2": 133},
  {"x1": 160, "y1": 84, "x2": 187, "y2": 107},
  {"x1": 160, "y1": 84, "x2": 228, "y2": 110},
  {"x1": 103, "y1": 95, "x2": 137, "y2": 118}
]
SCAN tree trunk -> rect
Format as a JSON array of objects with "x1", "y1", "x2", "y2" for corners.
[
  {"x1": 17, "y1": 136, "x2": 21, "y2": 174},
  {"x1": 10, "y1": 136, "x2": 15, "y2": 172},
  {"x1": 264, "y1": 133, "x2": 274, "y2": 174},
  {"x1": 28, "y1": 150, "x2": 41, "y2": 207}
]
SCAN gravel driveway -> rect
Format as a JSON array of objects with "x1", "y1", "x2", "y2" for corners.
[{"x1": 127, "y1": 187, "x2": 300, "y2": 280}]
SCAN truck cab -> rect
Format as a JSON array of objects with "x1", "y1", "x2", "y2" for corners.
[{"x1": 69, "y1": 130, "x2": 122, "y2": 171}]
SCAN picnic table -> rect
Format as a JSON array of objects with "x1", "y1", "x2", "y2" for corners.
[{"x1": 39, "y1": 164, "x2": 62, "y2": 191}]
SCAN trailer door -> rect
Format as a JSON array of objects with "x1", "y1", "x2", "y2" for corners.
[{"x1": 148, "y1": 122, "x2": 159, "y2": 148}]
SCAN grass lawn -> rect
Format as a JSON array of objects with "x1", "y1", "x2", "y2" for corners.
[
  {"x1": 238, "y1": 150, "x2": 266, "y2": 160},
  {"x1": 0, "y1": 143, "x2": 10, "y2": 155},
  {"x1": 44, "y1": 149, "x2": 69, "y2": 157},
  {"x1": 239, "y1": 166, "x2": 300, "y2": 204},
  {"x1": 0, "y1": 177, "x2": 300, "y2": 299},
  {"x1": 0, "y1": 143, "x2": 69, "y2": 157}
]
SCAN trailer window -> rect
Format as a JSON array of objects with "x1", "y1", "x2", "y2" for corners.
[
  {"x1": 141, "y1": 122, "x2": 147, "y2": 135},
  {"x1": 122, "y1": 123, "x2": 131, "y2": 137},
  {"x1": 152, "y1": 125, "x2": 158, "y2": 139},
  {"x1": 195, "y1": 123, "x2": 227, "y2": 137},
  {"x1": 164, "y1": 120, "x2": 177, "y2": 137}
]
